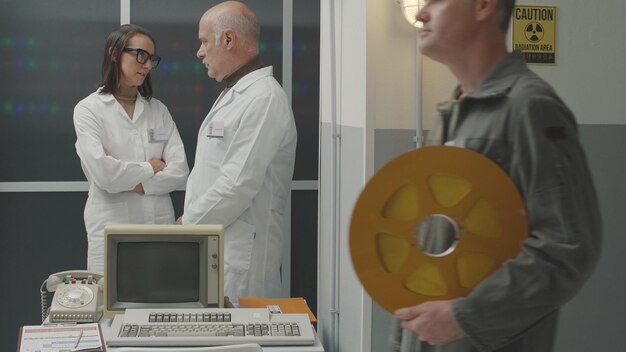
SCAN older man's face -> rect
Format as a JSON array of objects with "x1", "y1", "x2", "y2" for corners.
[{"x1": 197, "y1": 19, "x2": 228, "y2": 82}]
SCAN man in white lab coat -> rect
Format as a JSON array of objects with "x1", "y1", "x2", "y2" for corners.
[{"x1": 177, "y1": 1, "x2": 297, "y2": 302}]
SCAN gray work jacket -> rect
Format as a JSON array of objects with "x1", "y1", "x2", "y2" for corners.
[{"x1": 393, "y1": 51, "x2": 602, "y2": 352}]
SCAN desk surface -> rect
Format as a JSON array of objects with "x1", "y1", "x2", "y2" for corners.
[{"x1": 100, "y1": 316, "x2": 324, "y2": 352}]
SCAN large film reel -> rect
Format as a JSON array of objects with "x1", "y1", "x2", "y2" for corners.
[{"x1": 350, "y1": 146, "x2": 527, "y2": 313}]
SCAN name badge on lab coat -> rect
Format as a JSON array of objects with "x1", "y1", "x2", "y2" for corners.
[
  {"x1": 148, "y1": 128, "x2": 169, "y2": 143},
  {"x1": 207, "y1": 121, "x2": 224, "y2": 138}
]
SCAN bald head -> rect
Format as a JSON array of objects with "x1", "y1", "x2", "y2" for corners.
[
  {"x1": 196, "y1": 1, "x2": 261, "y2": 81},
  {"x1": 201, "y1": 1, "x2": 260, "y2": 54}
]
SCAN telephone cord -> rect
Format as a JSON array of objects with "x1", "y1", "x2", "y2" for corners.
[{"x1": 40, "y1": 280, "x2": 49, "y2": 323}]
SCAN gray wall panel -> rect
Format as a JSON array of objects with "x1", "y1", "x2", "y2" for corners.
[
  {"x1": 374, "y1": 129, "x2": 417, "y2": 169},
  {"x1": 554, "y1": 124, "x2": 626, "y2": 350}
]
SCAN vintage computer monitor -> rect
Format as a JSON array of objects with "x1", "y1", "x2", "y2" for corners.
[{"x1": 103, "y1": 224, "x2": 224, "y2": 317}]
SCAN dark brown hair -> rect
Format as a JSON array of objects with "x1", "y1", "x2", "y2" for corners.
[{"x1": 98, "y1": 24, "x2": 155, "y2": 99}]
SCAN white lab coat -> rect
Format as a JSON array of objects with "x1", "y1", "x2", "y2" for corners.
[
  {"x1": 74, "y1": 90, "x2": 189, "y2": 273},
  {"x1": 182, "y1": 66, "x2": 297, "y2": 301}
]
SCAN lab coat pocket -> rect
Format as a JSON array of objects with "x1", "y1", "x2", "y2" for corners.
[
  {"x1": 224, "y1": 219, "x2": 255, "y2": 273},
  {"x1": 203, "y1": 136, "x2": 226, "y2": 169},
  {"x1": 147, "y1": 141, "x2": 165, "y2": 160},
  {"x1": 223, "y1": 219, "x2": 255, "y2": 298}
]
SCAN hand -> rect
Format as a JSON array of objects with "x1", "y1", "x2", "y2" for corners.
[
  {"x1": 394, "y1": 300, "x2": 464, "y2": 345},
  {"x1": 103, "y1": 146, "x2": 112, "y2": 156},
  {"x1": 176, "y1": 216, "x2": 183, "y2": 224},
  {"x1": 133, "y1": 184, "x2": 144, "y2": 193},
  {"x1": 149, "y1": 159, "x2": 166, "y2": 174}
]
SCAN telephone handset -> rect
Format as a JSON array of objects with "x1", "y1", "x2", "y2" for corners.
[{"x1": 41, "y1": 270, "x2": 104, "y2": 323}]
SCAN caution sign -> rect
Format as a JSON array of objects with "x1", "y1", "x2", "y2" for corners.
[{"x1": 512, "y1": 5, "x2": 557, "y2": 64}]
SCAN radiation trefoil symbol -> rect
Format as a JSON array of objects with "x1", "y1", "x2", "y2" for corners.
[{"x1": 524, "y1": 22, "x2": 544, "y2": 42}]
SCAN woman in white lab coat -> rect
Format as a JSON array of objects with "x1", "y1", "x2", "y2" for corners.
[{"x1": 73, "y1": 24, "x2": 188, "y2": 273}]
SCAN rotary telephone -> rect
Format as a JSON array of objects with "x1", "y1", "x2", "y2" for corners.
[{"x1": 40, "y1": 270, "x2": 104, "y2": 323}]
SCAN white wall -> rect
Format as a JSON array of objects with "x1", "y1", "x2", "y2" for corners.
[
  {"x1": 420, "y1": 0, "x2": 626, "y2": 127},
  {"x1": 367, "y1": 0, "x2": 419, "y2": 131},
  {"x1": 319, "y1": 0, "x2": 367, "y2": 128},
  {"x1": 421, "y1": 0, "x2": 626, "y2": 128},
  {"x1": 525, "y1": 0, "x2": 626, "y2": 125},
  {"x1": 421, "y1": 57, "x2": 455, "y2": 131},
  {"x1": 319, "y1": 1, "x2": 372, "y2": 351}
]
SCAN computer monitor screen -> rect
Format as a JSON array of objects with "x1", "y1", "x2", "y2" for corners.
[
  {"x1": 117, "y1": 242, "x2": 199, "y2": 302},
  {"x1": 104, "y1": 224, "x2": 224, "y2": 316}
]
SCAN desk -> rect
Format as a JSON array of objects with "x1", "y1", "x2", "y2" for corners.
[{"x1": 100, "y1": 317, "x2": 325, "y2": 352}]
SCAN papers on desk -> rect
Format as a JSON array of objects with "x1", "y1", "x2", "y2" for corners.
[
  {"x1": 238, "y1": 297, "x2": 317, "y2": 323},
  {"x1": 17, "y1": 322, "x2": 106, "y2": 352}
]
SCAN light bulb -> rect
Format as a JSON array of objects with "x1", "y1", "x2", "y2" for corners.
[{"x1": 398, "y1": 0, "x2": 425, "y2": 28}]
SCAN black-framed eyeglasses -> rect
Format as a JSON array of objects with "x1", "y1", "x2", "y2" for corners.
[{"x1": 123, "y1": 47, "x2": 161, "y2": 69}]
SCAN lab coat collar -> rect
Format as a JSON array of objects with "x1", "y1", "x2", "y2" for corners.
[
  {"x1": 223, "y1": 55, "x2": 264, "y2": 88},
  {"x1": 230, "y1": 66, "x2": 273, "y2": 93},
  {"x1": 94, "y1": 87, "x2": 146, "y2": 123},
  {"x1": 209, "y1": 66, "x2": 274, "y2": 113}
]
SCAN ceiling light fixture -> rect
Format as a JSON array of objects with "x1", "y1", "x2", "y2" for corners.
[{"x1": 395, "y1": 0, "x2": 425, "y2": 28}]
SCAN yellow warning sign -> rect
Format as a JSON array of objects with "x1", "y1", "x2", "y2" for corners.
[{"x1": 512, "y1": 5, "x2": 557, "y2": 64}]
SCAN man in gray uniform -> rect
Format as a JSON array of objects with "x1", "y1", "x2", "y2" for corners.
[{"x1": 392, "y1": 0, "x2": 602, "y2": 351}]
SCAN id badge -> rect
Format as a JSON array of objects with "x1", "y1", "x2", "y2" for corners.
[
  {"x1": 148, "y1": 128, "x2": 169, "y2": 143},
  {"x1": 207, "y1": 121, "x2": 224, "y2": 138}
]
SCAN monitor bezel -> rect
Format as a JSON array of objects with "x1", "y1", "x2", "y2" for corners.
[{"x1": 103, "y1": 224, "x2": 224, "y2": 317}]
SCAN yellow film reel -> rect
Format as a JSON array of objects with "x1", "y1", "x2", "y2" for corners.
[{"x1": 349, "y1": 146, "x2": 527, "y2": 314}]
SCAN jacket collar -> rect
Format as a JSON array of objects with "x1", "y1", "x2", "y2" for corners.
[
  {"x1": 464, "y1": 50, "x2": 528, "y2": 100},
  {"x1": 437, "y1": 51, "x2": 528, "y2": 114},
  {"x1": 432, "y1": 51, "x2": 528, "y2": 142}
]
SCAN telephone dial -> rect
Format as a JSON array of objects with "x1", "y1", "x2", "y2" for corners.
[{"x1": 40, "y1": 270, "x2": 104, "y2": 323}]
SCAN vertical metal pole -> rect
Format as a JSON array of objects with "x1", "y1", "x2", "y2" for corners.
[
  {"x1": 120, "y1": 0, "x2": 130, "y2": 25},
  {"x1": 415, "y1": 34, "x2": 423, "y2": 148}
]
